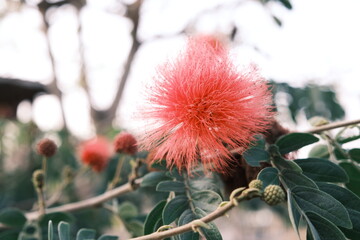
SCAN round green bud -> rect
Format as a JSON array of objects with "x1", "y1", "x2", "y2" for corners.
[
  {"x1": 263, "y1": 185, "x2": 285, "y2": 206},
  {"x1": 32, "y1": 169, "x2": 45, "y2": 189},
  {"x1": 249, "y1": 179, "x2": 263, "y2": 190}
]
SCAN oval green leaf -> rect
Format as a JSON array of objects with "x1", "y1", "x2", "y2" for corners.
[
  {"x1": 291, "y1": 186, "x2": 352, "y2": 229},
  {"x1": 306, "y1": 212, "x2": 346, "y2": 240},
  {"x1": 243, "y1": 147, "x2": 269, "y2": 167},
  {"x1": 349, "y1": 149, "x2": 360, "y2": 163},
  {"x1": 163, "y1": 196, "x2": 189, "y2": 225},
  {"x1": 192, "y1": 190, "x2": 222, "y2": 214},
  {"x1": 144, "y1": 200, "x2": 166, "y2": 235},
  {"x1": 269, "y1": 145, "x2": 302, "y2": 172},
  {"x1": 58, "y1": 221, "x2": 70, "y2": 240},
  {"x1": 156, "y1": 181, "x2": 185, "y2": 193},
  {"x1": 48, "y1": 221, "x2": 54, "y2": 240},
  {"x1": 339, "y1": 162, "x2": 360, "y2": 197},
  {"x1": 194, "y1": 208, "x2": 222, "y2": 240},
  {"x1": 0, "y1": 208, "x2": 26, "y2": 227},
  {"x1": 178, "y1": 210, "x2": 199, "y2": 240},
  {"x1": 294, "y1": 158, "x2": 348, "y2": 183},
  {"x1": 141, "y1": 172, "x2": 171, "y2": 187},
  {"x1": 76, "y1": 228, "x2": 96, "y2": 240},
  {"x1": 257, "y1": 167, "x2": 279, "y2": 188},
  {"x1": 275, "y1": 133, "x2": 319, "y2": 155},
  {"x1": 317, "y1": 182, "x2": 360, "y2": 239},
  {"x1": 281, "y1": 169, "x2": 318, "y2": 190}
]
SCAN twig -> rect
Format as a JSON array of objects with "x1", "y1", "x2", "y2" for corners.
[
  {"x1": 128, "y1": 188, "x2": 261, "y2": 240},
  {"x1": 25, "y1": 178, "x2": 142, "y2": 221},
  {"x1": 305, "y1": 119, "x2": 360, "y2": 134}
]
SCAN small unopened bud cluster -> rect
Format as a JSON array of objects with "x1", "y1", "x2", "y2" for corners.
[
  {"x1": 36, "y1": 138, "x2": 57, "y2": 157},
  {"x1": 32, "y1": 170, "x2": 45, "y2": 189},
  {"x1": 249, "y1": 179, "x2": 263, "y2": 190},
  {"x1": 263, "y1": 185, "x2": 285, "y2": 205},
  {"x1": 114, "y1": 132, "x2": 138, "y2": 155}
]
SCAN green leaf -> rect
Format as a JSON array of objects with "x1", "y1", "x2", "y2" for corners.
[
  {"x1": 308, "y1": 144, "x2": 330, "y2": 158},
  {"x1": 141, "y1": 172, "x2": 171, "y2": 187},
  {"x1": 269, "y1": 145, "x2": 302, "y2": 172},
  {"x1": 281, "y1": 169, "x2": 318, "y2": 189},
  {"x1": 291, "y1": 186, "x2": 352, "y2": 229},
  {"x1": 48, "y1": 221, "x2": 54, "y2": 240},
  {"x1": 58, "y1": 221, "x2": 70, "y2": 240},
  {"x1": 317, "y1": 182, "x2": 360, "y2": 239},
  {"x1": 118, "y1": 201, "x2": 138, "y2": 220},
  {"x1": 163, "y1": 196, "x2": 189, "y2": 224},
  {"x1": 278, "y1": 0, "x2": 292, "y2": 9},
  {"x1": 192, "y1": 190, "x2": 222, "y2": 214},
  {"x1": 339, "y1": 162, "x2": 360, "y2": 197},
  {"x1": 144, "y1": 200, "x2": 166, "y2": 235},
  {"x1": 125, "y1": 220, "x2": 143, "y2": 237},
  {"x1": 287, "y1": 189, "x2": 301, "y2": 238},
  {"x1": 39, "y1": 212, "x2": 74, "y2": 227},
  {"x1": 98, "y1": 236, "x2": 118, "y2": 240},
  {"x1": 294, "y1": 158, "x2": 348, "y2": 183},
  {"x1": 156, "y1": 181, "x2": 185, "y2": 193},
  {"x1": 257, "y1": 167, "x2": 279, "y2": 188},
  {"x1": 76, "y1": 229, "x2": 96, "y2": 240},
  {"x1": 337, "y1": 135, "x2": 360, "y2": 144},
  {"x1": 243, "y1": 147, "x2": 270, "y2": 167},
  {"x1": 178, "y1": 210, "x2": 199, "y2": 240},
  {"x1": 275, "y1": 133, "x2": 319, "y2": 154},
  {"x1": 349, "y1": 149, "x2": 360, "y2": 163},
  {"x1": 0, "y1": 208, "x2": 26, "y2": 227},
  {"x1": 194, "y1": 208, "x2": 222, "y2": 240},
  {"x1": 306, "y1": 212, "x2": 347, "y2": 240}
]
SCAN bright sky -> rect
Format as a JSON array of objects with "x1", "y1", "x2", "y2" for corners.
[{"x1": 0, "y1": 0, "x2": 359, "y2": 138}]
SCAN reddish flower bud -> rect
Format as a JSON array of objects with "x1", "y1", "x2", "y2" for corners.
[
  {"x1": 79, "y1": 137, "x2": 111, "y2": 172},
  {"x1": 114, "y1": 132, "x2": 138, "y2": 155},
  {"x1": 36, "y1": 138, "x2": 57, "y2": 158}
]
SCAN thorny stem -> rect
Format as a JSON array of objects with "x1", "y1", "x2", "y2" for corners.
[{"x1": 129, "y1": 188, "x2": 262, "y2": 240}]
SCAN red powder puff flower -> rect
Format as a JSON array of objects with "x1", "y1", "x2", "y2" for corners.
[
  {"x1": 140, "y1": 36, "x2": 274, "y2": 174},
  {"x1": 114, "y1": 132, "x2": 138, "y2": 155},
  {"x1": 79, "y1": 137, "x2": 111, "y2": 172}
]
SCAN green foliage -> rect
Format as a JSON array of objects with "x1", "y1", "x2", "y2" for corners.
[
  {"x1": 271, "y1": 82, "x2": 345, "y2": 122},
  {"x1": 294, "y1": 158, "x2": 348, "y2": 183},
  {"x1": 275, "y1": 133, "x2": 319, "y2": 155},
  {"x1": 243, "y1": 147, "x2": 269, "y2": 167},
  {"x1": 339, "y1": 162, "x2": 360, "y2": 197},
  {"x1": 51, "y1": 221, "x2": 118, "y2": 240},
  {"x1": 142, "y1": 168, "x2": 223, "y2": 240},
  {"x1": 257, "y1": 167, "x2": 280, "y2": 189},
  {"x1": 0, "y1": 208, "x2": 26, "y2": 227}
]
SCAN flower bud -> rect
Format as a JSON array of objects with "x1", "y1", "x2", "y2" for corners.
[
  {"x1": 248, "y1": 179, "x2": 263, "y2": 190},
  {"x1": 114, "y1": 132, "x2": 138, "y2": 155},
  {"x1": 32, "y1": 169, "x2": 45, "y2": 189},
  {"x1": 263, "y1": 185, "x2": 285, "y2": 205},
  {"x1": 36, "y1": 138, "x2": 57, "y2": 157}
]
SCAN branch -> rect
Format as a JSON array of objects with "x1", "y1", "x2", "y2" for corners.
[
  {"x1": 25, "y1": 178, "x2": 142, "y2": 221},
  {"x1": 305, "y1": 119, "x2": 360, "y2": 134},
  {"x1": 129, "y1": 188, "x2": 261, "y2": 240}
]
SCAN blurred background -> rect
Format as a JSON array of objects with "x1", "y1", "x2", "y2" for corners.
[{"x1": 0, "y1": 0, "x2": 359, "y2": 239}]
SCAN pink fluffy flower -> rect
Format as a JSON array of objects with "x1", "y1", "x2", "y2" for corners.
[{"x1": 141, "y1": 36, "x2": 273, "y2": 173}]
